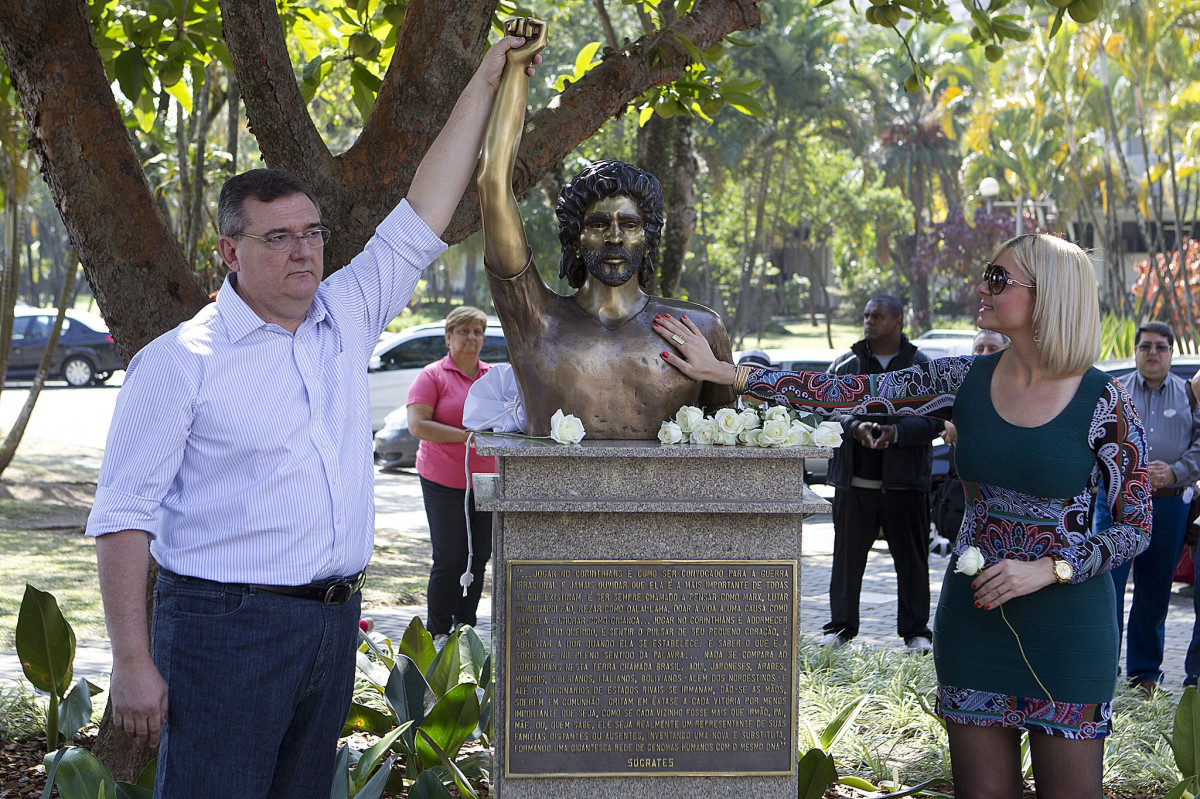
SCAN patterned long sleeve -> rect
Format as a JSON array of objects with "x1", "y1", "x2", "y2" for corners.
[
  {"x1": 744, "y1": 356, "x2": 970, "y2": 420},
  {"x1": 1064, "y1": 380, "x2": 1152, "y2": 581}
]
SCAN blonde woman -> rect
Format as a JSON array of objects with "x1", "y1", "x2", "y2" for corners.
[{"x1": 655, "y1": 234, "x2": 1150, "y2": 797}]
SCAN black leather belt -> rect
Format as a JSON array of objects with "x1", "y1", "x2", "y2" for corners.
[
  {"x1": 162, "y1": 569, "x2": 366, "y2": 605},
  {"x1": 254, "y1": 572, "x2": 366, "y2": 604},
  {"x1": 1153, "y1": 486, "x2": 1186, "y2": 499}
]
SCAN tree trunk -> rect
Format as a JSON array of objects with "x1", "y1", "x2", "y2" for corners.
[
  {"x1": 635, "y1": 114, "x2": 698, "y2": 297},
  {"x1": 0, "y1": 0, "x2": 209, "y2": 360}
]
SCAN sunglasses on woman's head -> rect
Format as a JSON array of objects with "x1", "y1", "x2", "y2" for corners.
[{"x1": 983, "y1": 262, "x2": 1036, "y2": 295}]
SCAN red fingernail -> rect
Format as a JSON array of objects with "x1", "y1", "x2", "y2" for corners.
[
  {"x1": 974, "y1": 601, "x2": 980, "y2": 608},
  {"x1": 682, "y1": 314, "x2": 688, "y2": 320},
  {"x1": 984, "y1": 605, "x2": 991, "y2": 610},
  {"x1": 655, "y1": 314, "x2": 661, "y2": 319},
  {"x1": 661, "y1": 352, "x2": 669, "y2": 359}
]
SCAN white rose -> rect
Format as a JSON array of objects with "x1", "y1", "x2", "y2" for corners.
[
  {"x1": 690, "y1": 418, "x2": 718, "y2": 445},
  {"x1": 714, "y1": 430, "x2": 739, "y2": 446},
  {"x1": 739, "y1": 428, "x2": 762, "y2": 446},
  {"x1": 763, "y1": 406, "x2": 791, "y2": 424},
  {"x1": 550, "y1": 409, "x2": 586, "y2": 444},
  {"x1": 740, "y1": 409, "x2": 761, "y2": 430},
  {"x1": 812, "y1": 421, "x2": 844, "y2": 448},
  {"x1": 758, "y1": 417, "x2": 790, "y2": 447},
  {"x1": 658, "y1": 421, "x2": 684, "y2": 445},
  {"x1": 785, "y1": 421, "x2": 814, "y2": 447},
  {"x1": 954, "y1": 545, "x2": 985, "y2": 577},
  {"x1": 714, "y1": 408, "x2": 745, "y2": 436},
  {"x1": 675, "y1": 405, "x2": 705, "y2": 435}
]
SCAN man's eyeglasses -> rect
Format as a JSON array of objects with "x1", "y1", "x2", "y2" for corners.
[
  {"x1": 233, "y1": 228, "x2": 331, "y2": 251},
  {"x1": 983, "y1": 262, "x2": 1036, "y2": 295},
  {"x1": 1135, "y1": 342, "x2": 1171, "y2": 353}
]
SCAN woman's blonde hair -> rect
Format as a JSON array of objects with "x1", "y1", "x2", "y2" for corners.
[
  {"x1": 991, "y1": 233, "x2": 1100, "y2": 375},
  {"x1": 444, "y1": 305, "x2": 488, "y2": 336}
]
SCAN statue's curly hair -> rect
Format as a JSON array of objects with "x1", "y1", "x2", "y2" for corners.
[{"x1": 555, "y1": 160, "x2": 664, "y2": 289}]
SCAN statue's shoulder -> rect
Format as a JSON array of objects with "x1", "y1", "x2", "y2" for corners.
[{"x1": 647, "y1": 296, "x2": 721, "y2": 324}]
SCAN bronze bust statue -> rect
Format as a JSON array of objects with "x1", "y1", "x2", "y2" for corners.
[{"x1": 478, "y1": 18, "x2": 735, "y2": 439}]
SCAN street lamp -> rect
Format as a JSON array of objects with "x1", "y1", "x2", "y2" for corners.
[{"x1": 977, "y1": 177, "x2": 1055, "y2": 236}]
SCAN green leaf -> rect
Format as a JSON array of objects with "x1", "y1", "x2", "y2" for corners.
[
  {"x1": 353, "y1": 754, "x2": 396, "y2": 799},
  {"x1": 342, "y1": 702, "x2": 396, "y2": 736},
  {"x1": 415, "y1": 682, "x2": 480, "y2": 769},
  {"x1": 113, "y1": 784, "x2": 153, "y2": 799},
  {"x1": 426, "y1": 629, "x2": 477, "y2": 698},
  {"x1": 416, "y1": 729, "x2": 477, "y2": 799},
  {"x1": 1162, "y1": 776, "x2": 1196, "y2": 799},
  {"x1": 330, "y1": 744, "x2": 352, "y2": 799},
  {"x1": 114, "y1": 49, "x2": 148, "y2": 104},
  {"x1": 42, "y1": 747, "x2": 115, "y2": 799},
  {"x1": 133, "y1": 758, "x2": 156, "y2": 790},
  {"x1": 58, "y1": 678, "x2": 94, "y2": 743},
  {"x1": 384, "y1": 655, "x2": 436, "y2": 752},
  {"x1": 717, "y1": 76, "x2": 761, "y2": 94},
  {"x1": 351, "y1": 726, "x2": 407, "y2": 792},
  {"x1": 572, "y1": 41, "x2": 601, "y2": 79},
  {"x1": 399, "y1": 616, "x2": 436, "y2": 673},
  {"x1": 16, "y1": 585, "x2": 75, "y2": 696},
  {"x1": 407, "y1": 770, "x2": 453, "y2": 799},
  {"x1": 356, "y1": 649, "x2": 392, "y2": 688},
  {"x1": 718, "y1": 90, "x2": 765, "y2": 116},
  {"x1": 351, "y1": 71, "x2": 375, "y2": 124},
  {"x1": 1173, "y1": 686, "x2": 1200, "y2": 778},
  {"x1": 796, "y1": 748, "x2": 837, "y2": 799},
  {"x1": 819, "y1": 694, "x2": 870, "y2": 751}
]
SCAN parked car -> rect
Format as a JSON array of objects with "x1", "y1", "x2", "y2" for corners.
[
  {"x1": 911, "y1": 329, "x2": 978, "y2": 359},
  {"x1": 367, "y1": 319, "x2": 508, "y2": 432},
  {"x1": 371, "y1": 320, "x2": 509, "y2": 470},
  {"x1": 4, "y1": 307, "x2": 123, "y2": 387}
]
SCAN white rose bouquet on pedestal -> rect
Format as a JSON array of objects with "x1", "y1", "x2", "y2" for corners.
[{"x1": 656, "y1": 404, "x2": 844, "y2": 449}]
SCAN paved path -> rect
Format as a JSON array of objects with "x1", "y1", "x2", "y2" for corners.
[{"x1": 3, "y1": 475, "x2": 1195, "y2": 689}]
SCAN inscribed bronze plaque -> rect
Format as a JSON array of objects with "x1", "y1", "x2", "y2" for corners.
[{"x1": 504, "y1": 560, "x2": 797, "y2": 777}]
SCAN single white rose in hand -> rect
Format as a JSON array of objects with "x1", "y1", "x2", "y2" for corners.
[
  {"x1": 763, "y1": 406, "x2": 792, "y2": 424},
  {"x1": 550, "y1": 409, "x2": 586, "y2": 444},
  {"x1": 758, "y1": 417, "x2": 790, "y2": 447},
  {"x1": 690, "y1": 418, "x2": 718, "y2": 445},
  {"x1": 714, "y1": 408, "x2": 745, "y2": 436},
  {"x1": 658, "y1": 421, "x2": 684, "y2": 445},
  {"x1": 955, "y1": 545, "x2": 985, "y2": 577},
  {"x1": 739, "y1": 428, "x2": 762, "y2": 446},
  {"x1": 740, "y1": 408, "x2": 762, "y2": 430},
  {"x1": 812, "y1": 421, "x2": 844, "y2": 448},
  {"x1": 675, "y1": 405, "x2": 705, "y2": 435}
]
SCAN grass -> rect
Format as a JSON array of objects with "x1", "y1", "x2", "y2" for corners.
[{"x1": 797, "y1": 635, "x2": 1182, "y2": 796}]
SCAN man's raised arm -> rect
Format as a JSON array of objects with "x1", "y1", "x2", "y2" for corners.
[
  {"x1": 478, "y1": 18, "x2": 548, "y2": 277},
  {"x1": 407, "y1": 28, "x2": 540, "y2": 237}
]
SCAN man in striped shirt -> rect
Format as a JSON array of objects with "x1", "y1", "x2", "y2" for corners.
[{"x1": 86, "y1": 35, "x2": 536, "y2": 798}]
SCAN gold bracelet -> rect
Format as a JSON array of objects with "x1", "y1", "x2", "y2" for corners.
[{"x1": 732, "y1": 364, "x2": 753, "y2": 394}]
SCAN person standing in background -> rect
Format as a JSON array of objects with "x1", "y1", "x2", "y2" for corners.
[
  {"x1": 407, "y1": 306, "x2": 497, "y2": 647},
  {"x1": 821, "y1": 295, "x2": 943, "y2": 653},
  {"x1": 1111, "y1": 322, "x2": 1200, "y2": 691}
]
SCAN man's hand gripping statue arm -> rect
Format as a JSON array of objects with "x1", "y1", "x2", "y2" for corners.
[{"x1": 478, "y1": 18, "x2": 548, "y2": 277}]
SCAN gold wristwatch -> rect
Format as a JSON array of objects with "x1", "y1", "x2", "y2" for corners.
[{"x1": 1050, "y1": 555, "x2": 1074, "y2": 584}]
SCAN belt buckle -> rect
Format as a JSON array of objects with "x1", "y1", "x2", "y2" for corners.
[{"x1": 322, "y1": 573, "x2": 365, "y2": 605}]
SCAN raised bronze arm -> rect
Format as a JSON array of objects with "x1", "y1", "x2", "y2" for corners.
[{"x1": 478, "y1": 18, "x2": 548, "y2": 277}]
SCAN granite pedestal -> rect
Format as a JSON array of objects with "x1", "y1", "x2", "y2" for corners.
[{"x1": 474, "y1": 438, "x2": 830, "y2": 799}]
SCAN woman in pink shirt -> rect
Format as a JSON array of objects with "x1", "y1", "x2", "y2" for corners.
[{"x1": 407, "y1": 306, "x2": 497, "y2": 644}]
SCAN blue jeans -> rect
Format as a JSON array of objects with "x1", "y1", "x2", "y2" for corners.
[
  {"x1": 1096, "y1": 489, "x2": 1188, "y2": 683},
  {"x1": 152, "y1": 569, "x2": 361, "y2": 798}
]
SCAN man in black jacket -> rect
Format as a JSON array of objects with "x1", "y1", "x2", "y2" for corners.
[{"x1": 822, "y1": 295, "x2": 943, "y2": 653}]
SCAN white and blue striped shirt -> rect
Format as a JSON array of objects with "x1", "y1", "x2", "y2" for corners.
[{"x1": 86, "y1": 200, "x2": 446, "y2": 585}]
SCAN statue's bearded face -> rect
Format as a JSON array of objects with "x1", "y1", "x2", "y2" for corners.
[{"x1": 578, "y1": 195, "x2": 646, "y2": 288}]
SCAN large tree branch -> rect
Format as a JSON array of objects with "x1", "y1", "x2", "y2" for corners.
[
  {"x1": 0, "y1": 0, "x2": 208, "y2": 358},
  {"x1": 219, "y1": 0, "x2": 336, "y2": 193}
]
